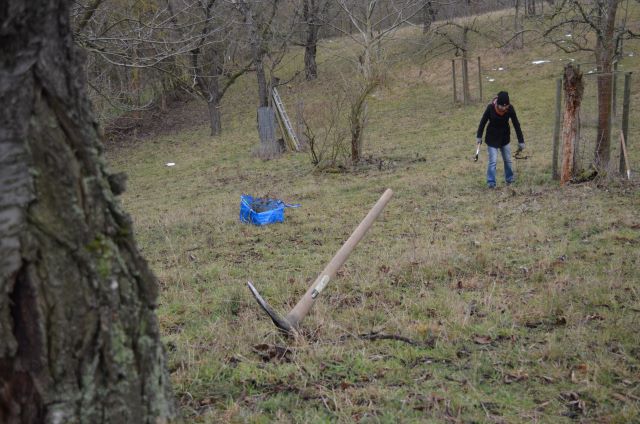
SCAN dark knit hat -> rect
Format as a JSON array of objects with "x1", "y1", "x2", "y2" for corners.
[{"x1": 497, "y1": 91, "x2": 510, "y2": 106}]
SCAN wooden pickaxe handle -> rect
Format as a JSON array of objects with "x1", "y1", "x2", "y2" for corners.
[
  {"x1": 284, "y1": 188, "x2": 394, "y2": 328},
  {"x1": 248, "y1": 189, "x2": 394, "y2": 336}
]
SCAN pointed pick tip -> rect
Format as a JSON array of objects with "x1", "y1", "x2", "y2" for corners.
[{"x1": 247, "y1": 281, "x2": 296, "y2": 336}]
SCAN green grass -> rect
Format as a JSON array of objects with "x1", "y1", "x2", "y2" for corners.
[{"x1": 106, "y1": 8, "x2": 640, "y2": 423}]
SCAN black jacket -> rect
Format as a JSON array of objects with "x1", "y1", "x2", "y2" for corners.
[{"x1": 476, "y1": 100, "x2": 524, "y2": 148}]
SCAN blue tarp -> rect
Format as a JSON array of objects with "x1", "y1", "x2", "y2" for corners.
[{"x1": 240, "y1": 195, "x2": 300, "y2": 226}]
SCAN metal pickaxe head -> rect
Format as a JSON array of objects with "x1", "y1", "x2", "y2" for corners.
[
  {"x1": 247, "y1": 189, "x2": 394, "y2": 337},
  {"x1": 247, "y1": 281, "x2": 298, "y2": 336}
]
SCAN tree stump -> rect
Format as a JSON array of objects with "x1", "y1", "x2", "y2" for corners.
[{"x1": 561, "y1": 64, "x2": 584, "y2": 185}]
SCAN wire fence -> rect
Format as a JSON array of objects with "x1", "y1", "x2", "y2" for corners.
[{"x1": 573, "y1": 69, "x2": 634, "y2": 176}]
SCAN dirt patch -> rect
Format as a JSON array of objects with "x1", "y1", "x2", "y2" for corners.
[{"x1": 104, "y1": 93, "x2": 208, "y2": 147}]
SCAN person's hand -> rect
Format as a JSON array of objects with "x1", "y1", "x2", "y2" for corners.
[
  {"x1": 518, "y1": 142, "x2": 525, "y2": 152},
  {"x1": 476, "y1": 137, "x2": 482, "y2": 145}
]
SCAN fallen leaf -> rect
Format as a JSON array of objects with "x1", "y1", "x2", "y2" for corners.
[
  {"x1": 340, "y1": 381, "x2": 353, "y2": 390},
  {"x1": 561, "y1": 391, "x2": 586, "y2": 415},
  {"x1": 504, "y1": 371, "x2": 529, "y2": 383},
  {"x1": 473, "y1": 335, "x2": 492, "y2": 345},
  {"x1": 536, "y1": 400, "x2": 551, "y2": 410},
  {"x1": 226, "y1": 355, "x2": 243, "y2": 367},
  {"x1": 612, "y1": 393, "x2": 628, "y2": 402},
  {"x1": 574, "y1": 363, "x2": 588, "y2": 373},
  {"x1": 541, "y1": 375, "x2": 554, "y2": 384},
  {"x1": 252, "y1": 344, "x2": 292, "y2": 363},
  {"x1": 585, "y1": 313, "x2": 604, "y2": 322}
]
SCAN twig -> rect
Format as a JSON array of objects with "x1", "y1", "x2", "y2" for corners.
[{"x1": 341, "y1": 331, "x2": 428, "y2": 347}]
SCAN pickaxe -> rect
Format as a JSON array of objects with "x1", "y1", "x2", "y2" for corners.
[{"x1": 248, "y1": 188, "x2": 394, "y2": 337}]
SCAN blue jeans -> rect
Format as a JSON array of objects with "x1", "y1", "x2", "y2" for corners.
[{"x1": 487, "y1": 144, "x2": 514, "y2": 187}]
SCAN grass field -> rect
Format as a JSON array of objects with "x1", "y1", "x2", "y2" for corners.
[{"x1": 106, "y1": 10, "x2": 640, "y2": 423}]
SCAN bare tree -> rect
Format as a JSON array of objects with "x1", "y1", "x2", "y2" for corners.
[
  {"x1": 301, "y1": 0, "x2": 333, "y2": 80},
  {"x1": 236, "y1": 0, "x2": 299, "y2": 104},
  {"x1": 187, "y1": 0, "x2": 252, "y2": 136},
  {"x1": 432, "y1": 16, "x2": 482, "y2": 103},
  {"x1": 0, "y1": 0, "x2": 175, "y2": 422},
  {"x1": 72, "y1": 0, "x2": 193, "y2": 116},
  {"x1": 303, "y1": 94, "x2": 351, "y2": 168},
  {"x1": 72, "y1": 0, "x2": 253, "y2": 136},
  {"x1": 335, "y1": 0, "x2": 423, "y2": 80},
  {"x1": 544, "y1": 0, "x2": 639, "y2": 169},
  {"x1": 332, "y1": 0, "x2": 424, "y2": 162}
]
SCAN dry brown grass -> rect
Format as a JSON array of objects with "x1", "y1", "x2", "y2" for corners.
[{"x1": 106, "y1": 7, "x2": 640, "y2": 423}]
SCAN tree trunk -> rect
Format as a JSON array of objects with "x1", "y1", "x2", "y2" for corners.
[
  {"x1": 359, "y1": 44, "x2": 373, "y2": 81},
  {"x1": 595, "y1": 71, "x2": 613, "y2": 169},
  {"x1": 256, "y1": 58, "x2": 269, "y2": 108},
  {"x1": 561, "y1": 64, "x2": 584, "y2": 185},
  {"x1": 303, "y1": 0, "x2": 320, "y2": 80},
  {"x1": 255, "y1": 107, "x2": 283, "y2": 159},
  {"x1": 240, "y1": 2, "x2": 269, "y2": 108},
  {"x1": 208, "y1": 99, "x2": 222, "y2": 136},
  {"x1": 514, "y1": 0, "x2": 524, "y2": 49},
  {"x1": 593, "y1": 0, "x2": 618, "y2": 170},
  {"x1": 0, "y1": 1, "x2": 176, "y2": 423},
  {"x1": 422, "y1": 0, "x2": 436, "y2": 33},
  {"x1": 461, "y1": 28, "x2": 470, "y2": 104},
  {"x1": 304, "y1": 42, "x2": 318, "y2": 81},
  {"x1": 349, "y1": 81, "x2": 378, "y2": 164},
  {"x1": 350, "y1": 97, "x2": 366, "y2": 164}
]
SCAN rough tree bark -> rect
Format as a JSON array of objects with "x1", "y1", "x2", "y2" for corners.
[
  {"x1": 0, "y1": 1, "x2": 176, "y2": 422},
  {"x1": 237, "y1": 0, "x2": 270, "y2": 108},
  {"x1": 514, "y1": 0, "x2": 524, "y2": 49},
  {"x1": 303, "y1": 0, "x2": 323, "y2": 80},
  {"x1": 422, "y1": 0, "x2": 437, "y2": 34},
  {"x1": 349, "y1": 80, "x2": 378, "y2": 163},
  {"x1": 561, "y1": 64, "x2": 584, "y2": 185},
  {"x1": 461, "y1": 27, "x2": 470, "y2": 105},
  {"x1": 207, "y1": 97, "x2": 223, "y2": 136},
  {"x1": 593, "y1": 0, "x2": 619, "y2": 169}
]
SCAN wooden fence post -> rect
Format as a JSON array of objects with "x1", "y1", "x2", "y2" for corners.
[
  {"x1": 552, "y1": 78, "x2": 562, "y2": 180},
  {"x1": 561, "y1": 64, "x2": 584, "y2": 185},
  {"x1": 452, "y1": 59, "x2": 457, "y2": 104},
  {"x1": 462, "y1": 58, "x2": 469, "y2": 105},
  {"x1": 477, "y1": 56, "x2": 483, "y2": 103},
  {"x1": 612, "y1": 61, "x2": 618, "y2": 117},
  {"x1": 619, "y1": 72, "x2": 632, "y2": 174}
]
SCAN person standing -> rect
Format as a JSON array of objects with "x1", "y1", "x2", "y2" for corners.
[{"x1": 476, "y1": 91, "x2": 525, "y2": 188}]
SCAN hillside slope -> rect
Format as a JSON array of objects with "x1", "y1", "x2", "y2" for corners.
[{"x1": 106, "y1": 11, "x2": 640, "y2": 423}]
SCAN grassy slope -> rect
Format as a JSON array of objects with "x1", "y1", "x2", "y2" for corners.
[{"x1": 106, "y1": 10, "x2": 640, "y2": 424}]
